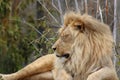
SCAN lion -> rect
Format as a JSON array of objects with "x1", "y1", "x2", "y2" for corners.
[{"x1": 0, "y1": 12, "x2": 118, "y2": 80}]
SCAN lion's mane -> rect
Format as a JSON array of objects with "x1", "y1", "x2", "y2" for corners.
[{"x1": 59, "y1": 12, "x2": 114, "y2": 80}]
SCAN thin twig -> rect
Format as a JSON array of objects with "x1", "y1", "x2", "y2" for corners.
[
  {"x1": 37, "y1": 0, "x2": 60, "y2": 26},
  {"x1": 9, "y1": 18, "x2": 53, "y2": 45},
  {"x1": 109, "y1": 20, "x2": 114, "y2": 27},
  {"x1": 96, "y1": 0, "x2": 99, "y2": 13},
  {"x1": 81, "y1": 0, "x2": 84, "y2": 12},
  {"x1": 74, "y1": 0, "x2": 80, "y2": 13},
  {"x1": 35, "y1": 16, "x2": 46, "y2": 21},
  {"x1": 30, "y1": 37, "x2": 41, "y2": 44},
  {"x1": 65, "y1": 0, "x2": 69, "y2": 10},
  {"x1": 95, "y1": 0, "x2": 103, "y2": 22},
  {"x1": 84, "y1": 0, "x2": 88, "y2": 13},
  {"x1": 32, "y1": 44, "x2": 40, "y2": 52},
  {"x1": 57, "y1": 0, "x2": 63, "y2": 24},
  {"x1": 96, "y1": 0, "x2": 99, "y2": 18},
  {"x1": 113, "y1": 0, "x2": 117, "y2": 43},
  {"x1": 89, "y1": 0, "x2": 94, "y2": 16},
  {"x1": 105, "y1": 0, "x2": 108, "y2": 23},
  {"x1": 99, "y1": 4, "x2": 103, "y2": 23},
  {"x1": 113, "y1": 0, "x2": 117, "y2": 67},
  {"x1": 108, "y1": 1, "x2": 114, "y2": 13},
  {"x1": 51, "y1": 0, "x2": 60, "y2": 13}
]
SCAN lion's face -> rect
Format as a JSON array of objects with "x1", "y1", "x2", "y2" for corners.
[
  {"x1": 52, "y1": 17, "x2": 84, "y2": 60},
  {"x1": 52, "y1": 12, "x2": 113, "y2": 64},
  {"x1": 52, "y1": 26, "x2": 74, "y2": 59}
]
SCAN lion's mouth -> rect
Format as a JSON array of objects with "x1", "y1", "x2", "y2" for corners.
[{"x1": 56, "y1": 53, "x2": 70, "y2": 58}]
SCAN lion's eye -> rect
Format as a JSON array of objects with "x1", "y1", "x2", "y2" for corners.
[
  {"x1": 75, "y1": 25, "x2": 85, "y2": 32},
  {"x1": 76, "y1": 25, "x2": 82, "y2": 29}
]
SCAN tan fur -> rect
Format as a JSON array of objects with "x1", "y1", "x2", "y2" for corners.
[
  {"x1": 0, "y1": 54, "x2": 55, "y2": 80},
  {"x1": 52, "y1": 12, "x2": 118, "y2": 80},
  {"x1": 0, "y1": 12, "x2": 118, "y2": 80}
]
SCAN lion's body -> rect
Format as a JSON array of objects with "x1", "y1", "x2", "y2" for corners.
[{"x1": 0, "y1": 12, "x2": 118, "y2": 80}]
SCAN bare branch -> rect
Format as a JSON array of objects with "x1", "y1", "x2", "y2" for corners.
[
  {"x1": 96, "y1": 0, "x2": 99, "y2": 18},
  {"x1": 113, "y1": 0, "x2": 117, "y2": 67},
  {"x1": 109, "y1": 20, "x2": 114, "y2": 27},
  {"x1": 96, "y1": 0, "x2": 103, "y2": 22},
  {"x1": 113, "y1": 0, "x2": 117, "y2": 43},
  {"x1": 65, "y1": 0, "x2": 69, "y2": 10},
  {"x1": 96, "y1": 0, "x2": 99, "y2": 13},
  {"x1": 37, "y1": 0, "x2": 60, "y2": 25},
  {"x1": 105, "y1": 0, "x2": 108, "y2": 23},
  {"x1": 84, "y1": 0, "x2": 88, "y2": 13},
  {"x1": 32, "y1": 44, "x2": 40, "y2": 53},
  {"x1": 51, "y1": 0, "x2": 60, "y2": 13},
  {"x1": 57, "y1": 0, "x2": 63, "y2": 24},
  {"x1": 81, "y1": 0, "x2": 84, "y2": 12},
  {"x1": 99, "y1": 4, "x2": 103, "y2": 23},
  {"x1": 74, "y1": 0, "x2": 80, "y2": 13},
  {"x1": 9, "y1": 18, "x2": 53, "y2": 45}
]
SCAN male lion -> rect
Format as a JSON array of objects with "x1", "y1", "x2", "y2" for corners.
[{"x1": 0, "y1": 12, "x2": 118, "y2": 80}]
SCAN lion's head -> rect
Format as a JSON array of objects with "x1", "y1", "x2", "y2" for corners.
[
  {"x1": 52, "y1": 12, "x2": 114, "y2": 74},
  {"x1": 52, "y1": 12, "x2": 85, "y2": 58}
]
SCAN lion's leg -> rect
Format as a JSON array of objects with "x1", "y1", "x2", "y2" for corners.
[
  {"x1": 87, "y1": 67, "x2": 118, "y2": 80},
  {"x1": 0, "y1": 54, "x2": 55, "y2": 80},
  {"x1": 23, "y1": 71, "x2": 54, "y2": 80}
]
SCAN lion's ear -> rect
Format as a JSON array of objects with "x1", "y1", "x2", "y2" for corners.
[{"x1": 74, "y1": 22, "x2": 85, "y2": 32}]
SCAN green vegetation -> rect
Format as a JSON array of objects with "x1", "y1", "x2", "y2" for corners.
[{"x1": 0, "y1": 0, "x2": 56, "y2": 73}]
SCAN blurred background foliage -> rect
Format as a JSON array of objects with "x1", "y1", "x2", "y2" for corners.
[
  {"x1": 0, "y1": 0, "x2": 57, "y2": 73},
  {"x1": 0, "y1": 0, "x2": 120, "y2": 78}
]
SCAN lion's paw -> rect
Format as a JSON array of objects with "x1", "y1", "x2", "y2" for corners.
[
  {"x1": 0, "y1": 74, "x2": 15, "y2": 80},
  {"x1": 0, "y1": 74, "x2": 4, "y2": 80}
]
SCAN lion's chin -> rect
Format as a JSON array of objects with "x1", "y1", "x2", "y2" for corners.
[{"x1": 57, "y1": 57, "x2": 68, "y2": 64}]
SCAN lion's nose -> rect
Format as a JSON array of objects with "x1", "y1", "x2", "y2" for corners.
[
  {"x1": 52, "y1": 46, "x2": 56, "y2": 51},
  {"x1": 53, "y1": 48, "x2": 56, "y2": 51}
]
